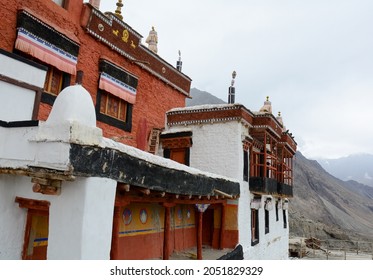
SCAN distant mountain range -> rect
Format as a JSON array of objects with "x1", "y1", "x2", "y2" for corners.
[
  {"x1": 318, "y1": 154, "x2": 373, "y2": 188},
  {"x1": 187, "y1": 88, "x2": 226, "y2": 106},
  {"x1": 188, "y1": 87, "x2": 373, "y2": 242}
]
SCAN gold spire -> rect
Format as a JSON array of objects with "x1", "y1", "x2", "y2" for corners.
[{"x1": 115, "y1": 0, "x2": 124, "y2": 20}]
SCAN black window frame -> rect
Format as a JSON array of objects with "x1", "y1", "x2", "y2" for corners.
[
  {"x1": 95, "y1": 89, "x2": 133, "y2": 132},
  {"x1": 251, "y1": 208, "x2": 259, "y2": 246},
  {"x1": 243, "y1": 150, "x2": 249, "y2": 181}
]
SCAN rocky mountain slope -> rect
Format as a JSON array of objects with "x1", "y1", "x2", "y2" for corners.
[
  {"x1": 290, "y1": 152, "x2": 373, "y2": 242},
  {"x1": 188, "y1": 87, "x2": 373, "y2": 242}
]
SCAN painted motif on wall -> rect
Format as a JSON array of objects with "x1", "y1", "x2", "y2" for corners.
[
  {"x1": 122, "y1": 208, "x2": 132, "y2": 225},
  {"x1": 139, "y1": 208, "x2": 148, "y2": 224},
  {"x1": 118, "y1": 203, "x2": 197, "y2": 238},
  {"x1": 174, "y1": 205, "x2": 195, "y2": 230},
  {"x1": 119, "y1": 203, "x2": 163, "y2": 237}
]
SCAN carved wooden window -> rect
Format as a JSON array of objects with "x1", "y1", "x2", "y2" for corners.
[
  {"x1": 44, "y1": 66, "x2": 65, "y2": 96},
  {"x1": 100, "y1": 91, "x2": 128, "y2": 122}
]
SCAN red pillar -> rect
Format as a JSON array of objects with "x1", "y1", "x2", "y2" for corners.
[
  {"x1": 219, "y1": 203, "x2": 226, "y2": 249},
  {"x1": 162, "y1": 203, "x2": 175, "y2": 260},
  {"x1": 163, "y1": 206, "x2": 171, "y2": 260},
  {"x1": 197, "y1": 210, "x2": 203, "y2": 260}
]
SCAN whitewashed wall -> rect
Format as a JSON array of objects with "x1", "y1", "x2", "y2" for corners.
[
  {"x1": 0, "y1": 174, "x2": 116, "y2": 260},
  {"x1": 166, "y1": 119, "x2": 290, "y2": 260},
  {"x1": 0, "y1": 175, "x2": 31, "y2": 259},
  {"x1": 47, "y1": 177, "x2": 116, "y2": 260},
  {"x1": 188, "y1": 121, "x2": 242, "y2": 179},
  {"x1": 246, "y1": 196, "x2": 289, "y2": 260}
]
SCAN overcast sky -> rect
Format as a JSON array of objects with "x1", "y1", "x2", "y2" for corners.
[{"x1": 96, "y1": 0, "x2": 373, "y2": 160}]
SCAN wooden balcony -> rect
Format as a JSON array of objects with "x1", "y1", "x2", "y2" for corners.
[
  {"x1": 277, "y1": 182, "x2": 293, "y2": 197},
  {"x1": 249, "y1": 177, "x2": 278, "y2": 195},
  {"x1": 249, "y1": 177, "x2": 293, "y2": 197}
]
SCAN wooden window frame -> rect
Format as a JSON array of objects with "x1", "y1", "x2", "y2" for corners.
[
  {"x1": 15, "y1": 197, "x2": 50, "y2": 260},
  {"x1": 251, "y1": 208, "x2": 259, "y2": 246},
  {"x1": 95, "y1": 89, "x2": 133, "y2": 132}
]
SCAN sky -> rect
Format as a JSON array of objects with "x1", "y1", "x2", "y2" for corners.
[{"x1": 95, "y1": 0, "x2": 373, "y2": 160}]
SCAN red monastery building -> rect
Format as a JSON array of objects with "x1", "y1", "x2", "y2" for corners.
[
  {"x1": 0, "y1": 0, "x2": 190, "y2": 150},
  {"x1": 0, "y1": 0, "x2": 296, "y2": 260},
  {"x1": 0, "y1": 0, "x2": 241, "y2": 260}
]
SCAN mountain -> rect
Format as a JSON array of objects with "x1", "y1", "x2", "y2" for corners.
[
  {"x1": 290, "y1": 151, "x2": 373, "y2": 242},
  {"x1": 189, "y1": 88, "x2": 373, "y2": 242},
  {"x1": 186, "y1": 88, "x2": 226, "y2": 106},
  {"x1": 318, "y1": 154, "x2": 373, "y2": 188}
]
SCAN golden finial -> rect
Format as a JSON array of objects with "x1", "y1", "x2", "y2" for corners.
[
  {"x1": 115, "y1": 0, "x2": 124, "y2": 20},
  {"x1": 266, "y1": 96, "x2": 269, "y2": 101}
]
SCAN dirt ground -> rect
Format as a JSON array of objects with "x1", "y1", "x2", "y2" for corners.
[
  {"x1": 289, "y1": 237, "x2": 373, "y2": 260},
  {"x1": 169, "y1": 246, "x2": 232, "y2": 260}
]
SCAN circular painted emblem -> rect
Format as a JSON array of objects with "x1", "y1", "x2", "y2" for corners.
[
  {"x1": 122, "y1": 208, "x2": 132, "y2": 225},
  {"x1": 139, "y1": 208, "x2": 148, "y2": 224}
]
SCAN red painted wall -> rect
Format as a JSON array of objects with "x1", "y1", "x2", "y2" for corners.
[
  {"x1": 0, "y1": 0, "x2": 189, "y2": 150},
  {"x1": 117, "y1": 227, "x2": 197, "y2": 260}
]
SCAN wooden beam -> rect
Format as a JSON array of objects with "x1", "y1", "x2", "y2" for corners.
[
  {"x1": 139, "y1": 189, "x2": 150, "y2": 195},
  {"x1": 118, "y1": 183, "x2": 130, "y2": 192},
  {"x1": 214, "y1": 189, "x2": 234, "y2": 199},
  {"x1": 0, "y1": 168, "x2": 75, "y2": 181},
  {"x1": 15, "y1": 196, "x2": 50, "y2": 211},
  {"x1": 31, "y1": 177, "x2": 62, "y2": 195}
]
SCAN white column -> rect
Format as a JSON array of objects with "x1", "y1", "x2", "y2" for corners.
[{"x1": 47, "y1": 177, "x2": 116, "y2": 259}]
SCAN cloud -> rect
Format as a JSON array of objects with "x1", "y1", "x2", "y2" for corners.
[{"x1": 99, "y1": 0, "x2": 373, "y2": 159}]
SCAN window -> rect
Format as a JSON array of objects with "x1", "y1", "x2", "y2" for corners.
[
  {"x1": 96, "y1": 90, "x2": 133, "y2": 132},
  {"x1": 97, "y1": 60, "x2": 137, "y2": 132},
  {"x1": 100, "y1": 91, "x2": 128, "y2": 122},
  {"x1": 15, "y1": 197, "x2": 50, "y2": 260},
  {"x1": 13, "y1": 52, "x2": 71, "y2": 105},
  {"x1": 243, "y1": 150, "x2": 248, "y2": 181},
  {"x1": 44, "y1": 66, "x2": 66, "y2": 96},
  {"x1": 283, "y1": 210, "x2": 287, "y2": 229},
  {"x1": 251, "y1": 208, "x2": 259, "y2": 246},
  {"x1": 160, "y1": 131, "x2": 193, "y2": 166},
  {"x1": 275, "y1": 200, "x2": 279, "y2": 221},
  {"x1": 265, "y1": 209, "x2": 269, "y2": 234},
  {"x1": 41, "y1": 66, "x2": 70, "y2": 105}
]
